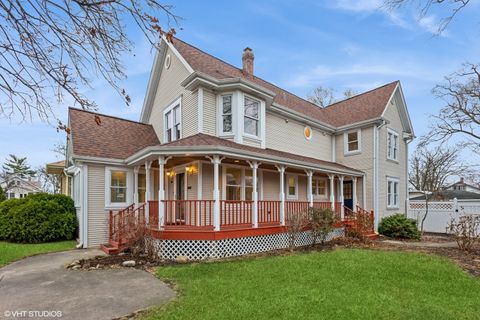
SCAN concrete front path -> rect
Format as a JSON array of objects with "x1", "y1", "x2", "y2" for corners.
[{"x1": 0, "y1": 250, "x2": 175, "y2": 320}]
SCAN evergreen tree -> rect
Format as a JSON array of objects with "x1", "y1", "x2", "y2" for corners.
[
  {"x1": 0, "y1": 185, "x2": 6, "y2": 202},
  {"x1": 2, "y1": 155, "x2": 36, "y2": 179}
]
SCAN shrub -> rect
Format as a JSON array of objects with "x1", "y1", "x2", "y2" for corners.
[
  {"x1": 0, "y1": 193, "x2": 77, "y2": 243},
  {"x1": 308, "y1": 207, "x2": 337, "y2": 246},
  {"x1": 378, "y1": 214, "x2": 420, "y2": 240},
  {"x1": 448, "y1": 215, "x2": 480, "y2": 252}
]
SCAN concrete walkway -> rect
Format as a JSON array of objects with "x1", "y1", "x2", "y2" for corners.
[
  {"x1": 0, "y1": 250, "x2": 175, "y2": 320},
  {"x1": 382, "y1": 239, "x2": 458, "y2": 248}
]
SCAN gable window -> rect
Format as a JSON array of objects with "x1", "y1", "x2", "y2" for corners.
[
  {"x1": 387, "y1": 178, "x2": 399, "y2": 208},
  {"x1": 344, "y1": 129, "x2": 361, "y2": 155},
  {"x1": 164, "y1": 99, "x2": 181, "y2": 143},
  {"x1": 286, "y1": 175, "x2": 298, "y2": 199},
  {"x1": 387, "y1": 129, "x2": 399, "y2": 161},
  {"x1": 244, "y1": 96, "x2": 259, "y2": 136}
]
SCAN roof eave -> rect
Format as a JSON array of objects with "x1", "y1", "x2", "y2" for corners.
[{"x1": 126, "y1": 144, "x2": 363, "y2": 176}]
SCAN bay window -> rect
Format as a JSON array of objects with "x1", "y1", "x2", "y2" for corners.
[
  {"x1": 244, "y1": 96, "x2": 259, "y2": 136},
  {"x1": 221, "y1": 95, "x2": 233, "y2": 134}
]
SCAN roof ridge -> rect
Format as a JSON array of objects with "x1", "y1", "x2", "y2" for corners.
[
  {"x1": 172, "y1": 37, "x2": 328, "y2": 111},
  {"x1": 68, "y1": 107, "x2": 153, "y2": 126},
  {"x1": 322, "y1": 80, "x2": 399, "y2": 110}
]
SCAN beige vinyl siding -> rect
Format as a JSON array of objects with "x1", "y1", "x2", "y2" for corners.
[
  {"x1": 203, "y1": 89, "x2": 217, "y2": 135},
  {"x1": 243, "y1": 136, "x2": 262, "y2": 148},
  {"x1": 335, "y1": 127, "x2": 374, "y2": 211},
  {"x1": 298, "y1": 176, "x2": 308, "y2": 201},
  {"x1": 378, "y1": 95, "x2": 408, "y2": 218},
  {"x1": 87, "y1": 164, "x2": 108, "y2": 248},
  {"x1": 202, "y1": 163, "x2": 215, "y2": 200},
  {"x1": 265, "y1": 112, "x2": 331, "y2": 161},
  {"x1": 148, "y1": 46, "x2": 195, "y2": 141},
  {"x1": 262, "y1": 170, "x2": 280, "y2": 200}
]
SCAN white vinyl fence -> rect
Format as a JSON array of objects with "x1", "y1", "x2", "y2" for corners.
[{"x1": 408, "y1": 199, "x2": 480, "y2": 233}]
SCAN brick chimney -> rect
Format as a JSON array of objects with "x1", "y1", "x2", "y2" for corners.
[{"x1": 242, "y1": 47, "x2": 254, "y2": 78}]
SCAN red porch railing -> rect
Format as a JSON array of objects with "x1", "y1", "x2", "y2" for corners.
[
  {"x1": 285, "y1": 201, "x2": 310, "y2": 220},
  {"x1": 258, "y1": 200, "x2": 281, "y2": 224},
  {"x1": 149, "y1": 200, "x2": 214, "y2": 228},
  {"x1": 164, "y1": 200, "x2": 214, "y2": 227},
  {"x1": 221, "y1": 200, "x2": 252, "y2": 226},
  {"x1": 108, "y1": 203, "x2": 146, "y2": 244}
]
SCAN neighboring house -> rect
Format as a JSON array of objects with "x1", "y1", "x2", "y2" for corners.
[
  {"x1": 409, "y1": 189, "x2": 429, "y2": 199},
  {"x1": 410, "y1": 190, "x2": 480, "y2": 201},
  {"x1": 66, "y1": 36, "x2": 414, "y2": 258},
  {"x1": 46, "y1": 160, "x2": 71, "y2": 196},
  {"x1": 443, "y1": 177, "x2": 480, "y2": 194},
  {"x1": 0, "y1": 174, "x2": 42, "y2": 199}
]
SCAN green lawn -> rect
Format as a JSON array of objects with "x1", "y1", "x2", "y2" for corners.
[
  {"x1": 143, "y1": 249, "x2": 480, "y2": 320},
  {"x1": 0, "y1": 241, "x2": 76, "y2": 267}
]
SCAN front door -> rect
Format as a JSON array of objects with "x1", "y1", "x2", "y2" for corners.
[
  {"x1": 343, "y1": 181, "x2": 353, "y2": 210},
  {"x1": 176, "y1": 173, "x2": 185, "y2": 222}
]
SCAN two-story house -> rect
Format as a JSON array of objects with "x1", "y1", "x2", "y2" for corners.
[{"x1": 66, "y1": 36, "x2": 414, "y2": 259}]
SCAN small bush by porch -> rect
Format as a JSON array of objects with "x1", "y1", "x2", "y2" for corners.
[{"x1": 141, "y1": 249, "x2": 480, "y2": 320}]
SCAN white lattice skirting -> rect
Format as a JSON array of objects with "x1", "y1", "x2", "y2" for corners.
[{"x1": 155, "y1": 228, "x2": 344, "y2": 260}]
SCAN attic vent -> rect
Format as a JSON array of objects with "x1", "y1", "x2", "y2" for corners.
[{"x1": 165, "y1": 54, "x2": 171, "y2": 69}]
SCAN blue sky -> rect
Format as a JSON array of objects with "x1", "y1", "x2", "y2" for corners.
[{"x1": 1, "y1": 0, "x2": 480, "y2": 169}]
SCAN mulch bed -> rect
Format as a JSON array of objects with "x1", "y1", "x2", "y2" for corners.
[{"x1": 67, "y1": 236, "x2": 480, "y2": 277}]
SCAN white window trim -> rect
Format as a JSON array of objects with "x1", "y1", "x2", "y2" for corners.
[
  {"x1": 312, "y1": 177, "x2": 328, "y2": 199},
  {"x1": 217, "y1": 93, "x2": 235, "y2": 137},
  {"x1": 286, "y1": 174, "x2": 298, "y2": 200},
  {"x1": 387, "y1": 128, "x2": 399, "y2": 162},
  {"x1": 386, "y1": 177, "x2": 400, "y2": 209},
  {"x1": 105, "y1": 166, "x2": 134, "y2": 209},
  {"x1": 344, "y1": 129, "x2": 362, "y2": 156},
  {"x1": 163, "y1": 97, "x2": 182, "y2": 143}
]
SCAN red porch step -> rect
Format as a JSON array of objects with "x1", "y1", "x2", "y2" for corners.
[{"x1": 100, "y1": 242, "x2": 119, "y2": 255}]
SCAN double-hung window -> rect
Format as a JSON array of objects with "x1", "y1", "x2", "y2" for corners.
[
  {"x1": 225, "y1": 167, "x2": 258, "y2": 201},
  {"x1": 387, "y1": 129, "x2": 399, "y2": 161},
  {"x1": 344, "y1": 129, "x2": 361, "y2": 154},
  {"x1": 244, "y1": 96, "x2": 260, "y2": 137},
  {"x1": 286, "y1": 175, "x2": 298, "y2": 199},
  {"x1": 221, "y1": 95, "x2": 233, "y2": 134},
  {"x1": 387, "y1": 178, "x2": 399, "y2": 208},
  {"x1": 111, "y1": 171, "x2": 127, "y2": 203},
  {"x1": 164, "y1": 99, "x2": 181, "y2": 143},
  {"x1": 138, "y1": 173, "x2": 146, "y2": 203},
  {"x1": 312, "y1": 178, "x2": 327, "y2": 198}
]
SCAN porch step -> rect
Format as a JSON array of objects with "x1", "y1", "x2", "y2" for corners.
[
  {"x1": 366, "y1": 233, "x2": 379, "y2": 240},
  {"x1": 100, "y1": 242, "x2": 120, "y2": 255}
]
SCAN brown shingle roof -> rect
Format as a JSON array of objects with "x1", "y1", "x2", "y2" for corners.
[
  {"x1": 160, "y1": 133, "x2": 362, "y2": 173},
  {"x1": 171, "y1": 37, "x2": 398, "y2": 127},
  {"x1": 69, "y1": 108, "x2": 160, "y2": 159}
]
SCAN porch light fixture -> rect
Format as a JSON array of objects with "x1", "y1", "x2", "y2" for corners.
[
  {"x1": 234, "y1": 160, "x2": 240, "y2": 163},
  {"x1": 185, "y1": 166, "x2": 197, "y2": 175}
]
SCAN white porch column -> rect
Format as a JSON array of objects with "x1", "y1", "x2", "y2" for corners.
[
  {"x1": 248, "y1": 161, "x2": 260, "y2": 228},
  {"x1": 352, "y1": 177, "x2": 358, "y2": 212},
  {"x1": 208, "y1": 155, "x2": 223, "y2": 231},
  {"x1": 328, "y1": 174, "x2": 335, "y2": 211},
  {"x1": 276, "y1": 165, "x2": 286, "y2": 225},
  {"x1": 133, "y1": 166, "x2": 139, "y2": 205},
  {"x1": 339, "y1": 175, "x2": 345, "y2": 219},
  {"x1": 145, "y1": 161, "x2": 152, "y2": 221},
  {"x1": 306, "y1": 170, "x2": 313, "y2": 207},
  {"x1": 158, "y1": 156, "x2": 171, "y2": 228}
]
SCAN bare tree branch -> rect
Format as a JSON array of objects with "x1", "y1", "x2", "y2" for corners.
[{"x1": 0, "y1": 0, "x2": 180, "y2": 123}]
